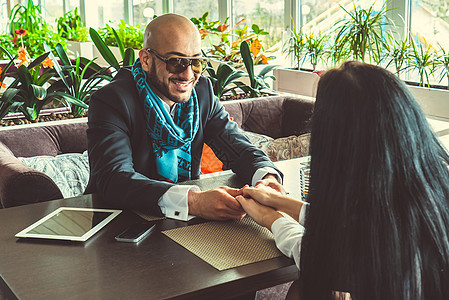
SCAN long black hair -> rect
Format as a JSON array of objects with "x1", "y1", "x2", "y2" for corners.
[{"x1": 299, "y1": 61, "x2": 449, "y2": 299}]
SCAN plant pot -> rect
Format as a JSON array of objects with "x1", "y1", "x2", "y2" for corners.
[
  {"x1": 0, "y1": 115, "x2": 87, "y2": 131},
  {"x1": 273, "y1": 68, "x2": 320, "y2": 97},
  {"x1": 407, "y1": 85, "x2": 449, "y2": 121},
  {"x1": 67, "y1": 41, "x2": 94, "y2": 60}
]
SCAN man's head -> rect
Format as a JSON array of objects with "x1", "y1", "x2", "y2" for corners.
[{"x1": 139, "y1": 13, "x2": 203, "y2": 106}]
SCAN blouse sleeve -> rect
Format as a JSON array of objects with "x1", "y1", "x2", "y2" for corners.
[{"x1": 271, "y1": 216, "x2": 305, "y2": 270}]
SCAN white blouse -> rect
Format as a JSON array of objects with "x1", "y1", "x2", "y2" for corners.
[{"x1": 270, "y1": 203, "x2": 308, "y2": 270}]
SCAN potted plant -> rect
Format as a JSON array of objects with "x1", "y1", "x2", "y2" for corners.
[
  {"x1": 406, "y1": 40, "x2": 449, "y2": 121},
  {"x1": 89, "y1": 27, "x2": 136, "y2": 72},
  {"x1": 8, "y1": 0, "x2": 66, "y2": 59},
  {"x1": 57, "y1": 8, "x2": 92, "y2": 59},
  {"x1": 0, "y1": 47, "x2": 88, "y2": 123},
  {"x1": 49, "y1": 43, "x2": 113, "y2": 117},
  {"x1": 92, "y1": 20, "x2": 143, "y2": 66},
  {"x1": 203, "y1": 58, "x2": 248, "y2": 100},
  {"x1": 274, "y1": 24, "x2": 321, "y2": 97}
]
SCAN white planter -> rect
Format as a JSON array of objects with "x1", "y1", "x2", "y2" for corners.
[
  {"x1": 67, "y1": 41, "x2": 94, "y2": 60},
  {"x1": 0, "y1": 116, "x2": 87, "y2": 131},
  {"x1": 92, "y1": 46, "x2": 140, "y2": 67},
  {"x1": 408, "y1": 85, "x2": 449, "y2": 121},
  {"x1": 273, "y1": 68, "x2": 319, "y2": 97}
]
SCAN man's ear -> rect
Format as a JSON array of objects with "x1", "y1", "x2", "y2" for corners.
[{"x1": 139, "y1": 49, "x2": 152, "y2": 72}]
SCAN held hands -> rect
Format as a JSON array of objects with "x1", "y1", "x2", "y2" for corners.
[
  {"x1": 188, "y1": 186, "x2": 246, "y2": 221},
  {"x1": 235, "y1": 195, "x2": 282, "y2": 230},
  {"x1": 255, "y1": 173, "x2": 285, "y2": 194}
]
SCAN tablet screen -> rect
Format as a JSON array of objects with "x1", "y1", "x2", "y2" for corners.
[{"x1": 15, "y1": 207, "x2": 122, "y2": 241}]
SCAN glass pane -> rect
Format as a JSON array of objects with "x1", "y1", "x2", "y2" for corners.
[
  {"x1": 411, "y1": 0, "x2": 449, "y2": 49},
  {"x1": 69, "y1": 0, "x2": 79, "y2": 12},
  {"x1": 411, "y1": 0, "x2": 449, "y2": 85},
  {"x1": 172, "y1": 0, "x2": 218, "y2": 20},
  {"x1": 232, "y1": 0, "x2": 284, "y2": 49},
  {"x1": 0, "y1": 0, "x2": 8, "y2": 34},
  {"x1": 302, "y1": 0, "x2": 385, "y2": 33},
  {"x1": 85, "y1": 0, "x2": 125, "y2": 29},
  {"x1": 41, "y1": 0, "x2": 64, "y2": 27},
  {"x1": 133, "y1": 0, "x2": 164, "y2": 26}
]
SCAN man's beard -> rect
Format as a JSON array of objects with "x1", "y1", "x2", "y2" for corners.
[{"x1": 147, "y1": 62, "x2": 197, "y2": 103}]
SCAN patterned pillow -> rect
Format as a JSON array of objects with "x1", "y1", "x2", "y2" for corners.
[
  {"x1": 18, "y1": 151, "x2": 90, "y2": 198},
  {"x1": 265, "y1": 134, "x2": 310, "y2": 161},
  {"x1": 243, "y1": 131, "x2": 274, "y2": 153}
]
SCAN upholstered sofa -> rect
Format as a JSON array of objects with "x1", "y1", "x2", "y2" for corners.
[{"x1": 0, "y1": 94, "x2": 314, "y2": 209}]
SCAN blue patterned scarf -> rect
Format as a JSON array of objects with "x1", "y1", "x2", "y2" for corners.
[{"x1": 132, "y1": 59, "x2": 199, "y2": 182}]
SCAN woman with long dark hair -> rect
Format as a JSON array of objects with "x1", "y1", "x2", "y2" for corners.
[{"x1": 237, "y1": 61, "x2": 449, "y2": 299}]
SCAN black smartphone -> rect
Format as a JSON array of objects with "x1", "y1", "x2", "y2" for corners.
[{"x1": 115, "y1": 222, "x2": 156, "y2": 243}]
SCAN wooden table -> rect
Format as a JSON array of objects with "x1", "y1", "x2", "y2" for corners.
[{"x1": 0, "y1": 157, "x2": 308, "y2": 300}]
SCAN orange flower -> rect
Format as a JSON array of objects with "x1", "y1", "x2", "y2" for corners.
[
  {"x1": 17, "y1": 47, "x2": 31, "y2": 67},
  {"x1": 0, "y1": 67, "x2": 6, "y2": 88},
  {"x1": 41, "y1": 57, "x2": 54, "y2": 69},
  {"x1": 250, "y1": 39, "x2": 262, "y2": 57},
  {"x1": 260, "y1": 55, "x2": 268, "y2": 64},
  {"x1": 217, "y1": 24, "x2": 229, "y2": 32}
]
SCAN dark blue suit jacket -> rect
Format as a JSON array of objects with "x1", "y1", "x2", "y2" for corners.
[{"x1": 85, "y1": 67, "x2": 279, "y2": 215}]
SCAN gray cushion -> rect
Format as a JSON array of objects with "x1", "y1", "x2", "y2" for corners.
[{"x1": 18, "y1": 151, "x2": 90, "y2": 198}]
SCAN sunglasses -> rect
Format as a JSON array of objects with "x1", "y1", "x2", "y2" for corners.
[{"x1": 147, "y1": 48, "x2": 208, "y2": 74}]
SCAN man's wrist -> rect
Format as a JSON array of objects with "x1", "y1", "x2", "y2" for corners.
[
  {"x1": 263, "y1": 173, "x2": 279, "y2": 182},
  {"x1": 188, "y1": 189, "x2": 200, "y2": 216}
]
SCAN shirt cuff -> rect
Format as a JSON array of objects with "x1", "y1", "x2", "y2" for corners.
[
  {"x1": 252, "y1": 167, "x2": 282, "y2": 186},
  {"x1": 158, "y1": 185, "x2": 200, "y2": 221}
]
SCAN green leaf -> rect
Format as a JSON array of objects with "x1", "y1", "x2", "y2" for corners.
[
  {"x1": 31, "y1": 84, "x2": 47, "y2": 100},
  {"x1": 0, "y1": 45, "x2": 14, "y2": 60},
  {"x1": 29, "y1": 52, "x2": 50, "y2": 69},
  {"x1": 240, "y1": 41, "x2": 255, "y2": 87},
  {"x1": 55, "y1": 43, "x2": 71, "y2": 66},
  {"x1": 258, "y1": 65, "x2": 278, "y2": 77},
  {"x1": 51, "y1": 91, "x2": 89, "y2": 109},
  {"x1": 16, "y1": 65, "x2": 33, "y2": 87},
  {"x1": 113, "y1": 28, "x2": 125, "y2": 59},
  {"x1": 123, "y1": 48, "x2": 135, "y2": 66},
  {"x1": 89, "y1": 27, "x2": 120, "y2": 71}
]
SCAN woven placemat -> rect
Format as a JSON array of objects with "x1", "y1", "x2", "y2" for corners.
[{"x1": 162, "y1": 216, "x2": 282, "y2": 271}]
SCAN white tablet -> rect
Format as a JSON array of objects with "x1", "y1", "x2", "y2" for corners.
[{"x1": 15, "y1": 207, "x2": 122, "y2": 242}]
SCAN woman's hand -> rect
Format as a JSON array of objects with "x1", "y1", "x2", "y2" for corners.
[
  {"x1": 241, "y1": 185, "x2": 305, "y2": 221},
  {"x1": 235, "y1": 195, "x2": 282, "y2": 230},
  {"x1": 255, "y1": 174, "x2": 285, "y2": 194}
]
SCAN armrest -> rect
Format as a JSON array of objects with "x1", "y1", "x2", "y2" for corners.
[{"x1": 0, "y1": 142, "x2": 63, "y2": 208}]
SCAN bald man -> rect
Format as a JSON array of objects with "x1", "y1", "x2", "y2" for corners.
[{"x1": 85, "y1": 14, "x2": 282, "y2": 221}]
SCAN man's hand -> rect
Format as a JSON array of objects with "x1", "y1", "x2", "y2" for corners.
[
  {"x1": 188, "y1": 186, "x2": 246, "y2": 221},
  {"x1": 255, "y1": 173, "x2": 285, "y2": 194}
]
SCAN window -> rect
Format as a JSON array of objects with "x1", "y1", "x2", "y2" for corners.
[
  {"x1": 85, "y1": 0, "x2": 126, "y2": 29},
  {"x1": 410, "y1": 0, "x2": 449, "y2": 85},
  {"x1": 133, "y1": 0, "x2": 163, "y2": 26},
  {"x1": 172, "y1": 0, "x2": 218, "y2": 20},
  {"x1": 411, "y1": 0, "x2": 449, "y2": 49},
  {"x1": 41, "y1": 0, "x2": 64, "y2": 27},
  {"x1": 232, "y1": 0, "x2": 284, "y2": 48},
  {"x1": 0, "y1": 0, "x2": 8, "y2": 34}
]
